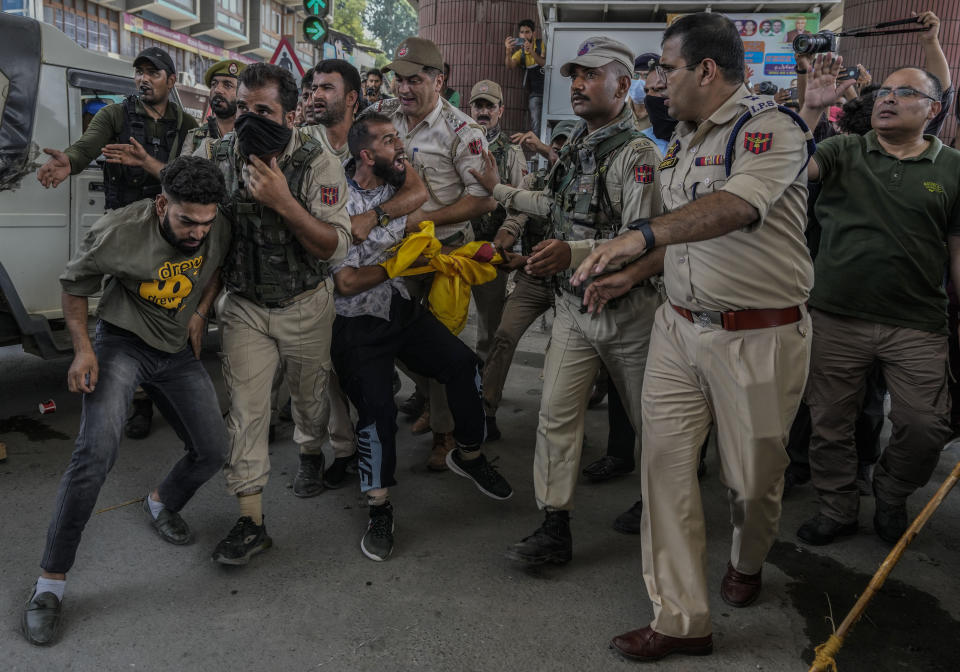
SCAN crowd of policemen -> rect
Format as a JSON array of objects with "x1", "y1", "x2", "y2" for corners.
[{"x1": 19, "y1": 8, "x2": 959, "y2": 665}]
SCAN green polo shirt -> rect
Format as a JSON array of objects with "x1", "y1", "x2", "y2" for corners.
[
  {"x1": 810, "y1": 130, "x2": 960, "y2": 334},
  {"x1": 65, "y1": 97, "x2": 197, "y2": 173}
]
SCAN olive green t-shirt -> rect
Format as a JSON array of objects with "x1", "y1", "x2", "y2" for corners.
[
  {"x1": 59, "y1": 199, "x2": 231, "y2": 352},
  {"x1": 810, "y1": 131, "x2": 960, "y2": 334}
]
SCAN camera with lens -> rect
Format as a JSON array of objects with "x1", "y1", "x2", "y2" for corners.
[
  {"x1": 793, "y1": 30, "x2": 838, "y2": 55},
  {"x1": 514, "y1": 37, "x2": 525, "y2": 48},
  {"x1": 756, "y1": 81, "x2": 779, "y2": 96}
]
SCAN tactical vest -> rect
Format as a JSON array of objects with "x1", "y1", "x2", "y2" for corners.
[
  {"x1": 184, "y1": 116, "x2": 221, "y2": 156},
  {"x1": 103, "y1": 96, "x2": 188, "y2": 210},
  {"x1": 470, "y1": 131, "x2": 513, "y2": 240},
  {"x1": 214, "y1": 131, "x2": 328, "y2": 307},
  {"x1": 547, "y1": 124, "x2": 640, "y2": 293},
  {"x1": 520, "y1": 169, "x2": 551, "y2": 256}
]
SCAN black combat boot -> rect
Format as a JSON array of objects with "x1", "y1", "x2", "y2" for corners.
[{"x1": 505, "y1": 510, "x2": 572, "y2": 565}]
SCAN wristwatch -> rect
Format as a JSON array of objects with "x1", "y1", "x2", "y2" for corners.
[
  {"x1": 373, "y1": 205, "x2": 389, "y2": 227},
  {"x1": 627, "y1": 218, "x2": 656, "y2": 251}
]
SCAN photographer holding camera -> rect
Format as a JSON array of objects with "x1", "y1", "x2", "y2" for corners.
[
  {"x1": 504, "y1": 19, "x2": 547, "y2": 134},
  {"x1": 363, "y1": 68, "x2": 389, "y2": 105}
]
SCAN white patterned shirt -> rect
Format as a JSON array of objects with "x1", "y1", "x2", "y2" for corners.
[{"x1": 332, "y1": 163, "x2": 410, "y2": 320}]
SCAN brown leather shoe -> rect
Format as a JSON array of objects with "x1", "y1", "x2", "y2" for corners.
[
  {"x1": 427, "y1": 432, "x2": 453, "y2": 471},
  {"x1": 611, "y1": 625, "x2": 713, "y2": 661},
  {"x1": 411, "y1": 408, "x2": 431, "y2": 435},
  {"x1": 720, "y1": 562, "x2": 762, "y2": 607}
]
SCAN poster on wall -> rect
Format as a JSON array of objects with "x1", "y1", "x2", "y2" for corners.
[{"x1": 667, "y1": 13, "x2": 821, "y2": 91}]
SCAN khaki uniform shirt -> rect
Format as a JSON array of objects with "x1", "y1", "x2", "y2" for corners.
[
  {"x1": 660, "y1": 85, "x2": 813, "y2": 311},
  {"x1": 365, "y1": 97, "x2": 489, "y2": 242},
  {"x1": 302, "y1": 123, "x2": 351, "y2": 166},
  {"x1": 194, "y1": 129, "x2": 352, "y2": 266},
  {"x1": 493, "y1": 114, "x2": 663, "y2": 270},
  {"x1": 179, "y1": 117, "x2": 223, "y2": 157}
]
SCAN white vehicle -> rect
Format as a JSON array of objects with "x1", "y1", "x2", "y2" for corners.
[{"x1": 0, "y1": 12, "x2": 187, "y2": 358}]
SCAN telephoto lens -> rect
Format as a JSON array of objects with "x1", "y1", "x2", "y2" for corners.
[
  {"x1": 792, "y1": 30, "x2": 838, "y2": 55},
  {"x1": 756, "y1": 81, "x2": 779, "y2": 95}
]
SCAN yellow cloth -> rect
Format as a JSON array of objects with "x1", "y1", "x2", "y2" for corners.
[{"x1": 380, "y1": 221, "x2": 501, "y2": 334}]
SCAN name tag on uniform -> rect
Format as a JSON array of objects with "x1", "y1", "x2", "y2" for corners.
[{"x1": 658, "y1": 141, "x2": 681, "y2": 170}]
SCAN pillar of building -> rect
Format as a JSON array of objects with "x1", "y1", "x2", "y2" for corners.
[
  {"x1": 840, "y1": 0, "x2": 959, "y2": 143},
  {"x1": 417, "y1": 0, "x2": 541, "y2": 135}
]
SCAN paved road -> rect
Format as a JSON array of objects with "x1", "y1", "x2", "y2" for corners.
[{"x1": 1, "y1": 315, "x2": 958, "y2": 671}]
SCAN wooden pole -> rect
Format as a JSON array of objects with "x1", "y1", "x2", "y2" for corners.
[{"x1": 808, "y1": 457, "x2": 960, "y2": 672}]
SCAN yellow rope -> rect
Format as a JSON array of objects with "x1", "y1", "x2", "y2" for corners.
[{"x1": 810, "y1": 634, "x2": 844, "y2": 672}]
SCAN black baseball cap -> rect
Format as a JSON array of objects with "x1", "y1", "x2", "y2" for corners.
[{"x1": 134, "y1": 47, "x2": 176, "y2": 76}]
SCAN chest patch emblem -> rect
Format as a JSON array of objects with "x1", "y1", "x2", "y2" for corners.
[
  {"x1": 743, "y1": 132, "x2": 773, "y2": 155},
  {"x1": 694, "y1": 154, "x2": 725, "y2": 166},
  {"x1": 634, "y1": 164, "x2": 654, "y2": 183},
  {"x1": 924, "y1": 181, "x2": 945, "y2": 194},
  {"x1": 468, "y1": 139, "x2": 483, "y2": 155},
  {"x1": 658, "y1": 141, "x2": 681, "y2": 170},
  {"x1": 320, "y1": 185, "x2": 339, "y2": 206}
]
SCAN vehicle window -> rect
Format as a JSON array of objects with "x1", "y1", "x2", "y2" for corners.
[{"x1": 80, "y1": 89, "x2": 124, "y2": 132}]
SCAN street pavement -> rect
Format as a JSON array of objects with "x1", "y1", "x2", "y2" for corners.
[{"x1": 1, "y1": 310, "x2": 958, "y2": 671}]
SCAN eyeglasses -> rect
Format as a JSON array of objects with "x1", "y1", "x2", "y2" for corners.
[
  {"x1": 654, "y1": 60, "x2": 703, "y2": 82},
  {"x1": 874, "y1": 86, "x2": 938, "y2": 102}
]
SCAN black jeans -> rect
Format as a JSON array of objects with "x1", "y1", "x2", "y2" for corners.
[
  {"x1": 331, "y1": 297, "x2": 485, "y2": 492},
  {"x1": 41, "y1": 322, "x2": 228, "y2": 574}
]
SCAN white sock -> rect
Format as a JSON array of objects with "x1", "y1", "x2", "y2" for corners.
[
  {"x1": 147, "y1": 494, "x2": 164, "y2": 519},
  {"x1": 36, "y1": 576, "x2": 66, "y2": 601}
]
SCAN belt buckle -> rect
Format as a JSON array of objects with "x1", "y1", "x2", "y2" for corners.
[{"x1": 693, "y1": 311, "x2": 713, "y2": 327}]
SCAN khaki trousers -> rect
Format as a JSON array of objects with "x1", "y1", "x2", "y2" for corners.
[
  {"x1": 219, "y1": 283, "x2": 334, "y2": 495},
  {"x1": 482, "y1": 272, "x2": 555, "y2": 415},
  {"x1": 641, "y1": 303, "x2": 810, "y2": 637},
  {"x1": 534, "y1": 285, "x2": 660, "y2": 510},
  {"x1": 806, "y1": 309, "x2": 950, "y2": 521},
  {"x1": 470, "y1": 270, "x2": 509, "y2": 362}
]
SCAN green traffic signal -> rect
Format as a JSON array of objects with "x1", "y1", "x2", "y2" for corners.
[
  {"x1": 302, "y1": 0, "x2": 328, "y2": 17},
  {"x1": 303, "y1": 16, "x2": 327, "y2": 43}
]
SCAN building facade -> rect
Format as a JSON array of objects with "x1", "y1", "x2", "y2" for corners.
[{"x1": 7, "y1": 0, "x2": 324, "y2": 118}]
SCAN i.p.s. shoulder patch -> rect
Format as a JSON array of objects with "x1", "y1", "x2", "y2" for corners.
[
  {"x1": 658, "y1": 141, "x2": 680, "y2": 170},
  {"x1": 634, "y1": 164, "x2": 654, "y2": 183},
  {"x1": 320, "y1": 185, "x2": 340, "y2": 206},
  {"x1": 743, "y1": 132, "x2": 773, "y2": 155}
]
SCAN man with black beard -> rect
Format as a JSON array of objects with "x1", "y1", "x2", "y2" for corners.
[
  {"x1": 299, "y1": 67, "x2": 316, "y2": 126},
  {"x1": 21, "y1": 157, "x2": 231, "y2": 646},
  {"x1": 331, "y1": 114, "x2": 513, "y2": 562},
  {"x1": 196, "y1": 63, "x2": 353, "y2": 566},
  {"x1": 37, "y1": 46, "x2": 198, "y2": 442},
  {"x1": 181, "y1": 59, "x2": 246, "y2": 156}
]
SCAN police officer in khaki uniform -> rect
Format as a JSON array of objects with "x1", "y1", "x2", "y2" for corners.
[
  {"x1": 481, "y1": 120, "x2": 576, "y2": 440},
  {"x1": 196, "y1": 64, "x2": 353, "y2": 566},
  {"x1": 180, "y1": 59, "x2": 246, "y2": 157},
  {"x1": 364, "y1": 37, "x2": 496, "y2": 469},
  {"x1": 572, "y1": 14, "x2": 814, "y2": 661},
  {"x1": 473, "y1": 37, "x2": 663, "y2": 566},
  {"x1": 467, "y1": 79, "x2": 526, "y2": 362}
]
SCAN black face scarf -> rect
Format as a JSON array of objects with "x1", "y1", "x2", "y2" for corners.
[
  {"x1": 234, "y1": 113, "x2": 293, "y2": 160},
  {"x1": 645, "y1": 95, "x2": 678, "y2": 141}
]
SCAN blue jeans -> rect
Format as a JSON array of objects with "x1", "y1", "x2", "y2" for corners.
[
  {"x1": 41, "y1": 321, "x2": 228, "y2": 574},
  {"x1": 529, "y1": 95, "x2": 542, "y2": 136}
]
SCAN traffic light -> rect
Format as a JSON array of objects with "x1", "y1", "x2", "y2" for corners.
[{"x1": 302, "y1": 0, "x2": 330, "y2": 44}]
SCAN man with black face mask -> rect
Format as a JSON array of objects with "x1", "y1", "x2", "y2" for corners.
[
  {"x1": 180, "y1": 59, "x2": 246, "y2": 157},
  {"x1": 195, "y1": 63, "x2": 353, "y2": 567}
]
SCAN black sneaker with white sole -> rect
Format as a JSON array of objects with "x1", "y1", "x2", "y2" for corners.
[
  {"x1": 361, "y1": 502, "x2": 395, "y2": 562},
  {"x1": 212, "y1": 516, "x2": 273, "y2": 566},
  {"x1": 446, "y1": 449, "x2": 513, "y2": 500}
]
